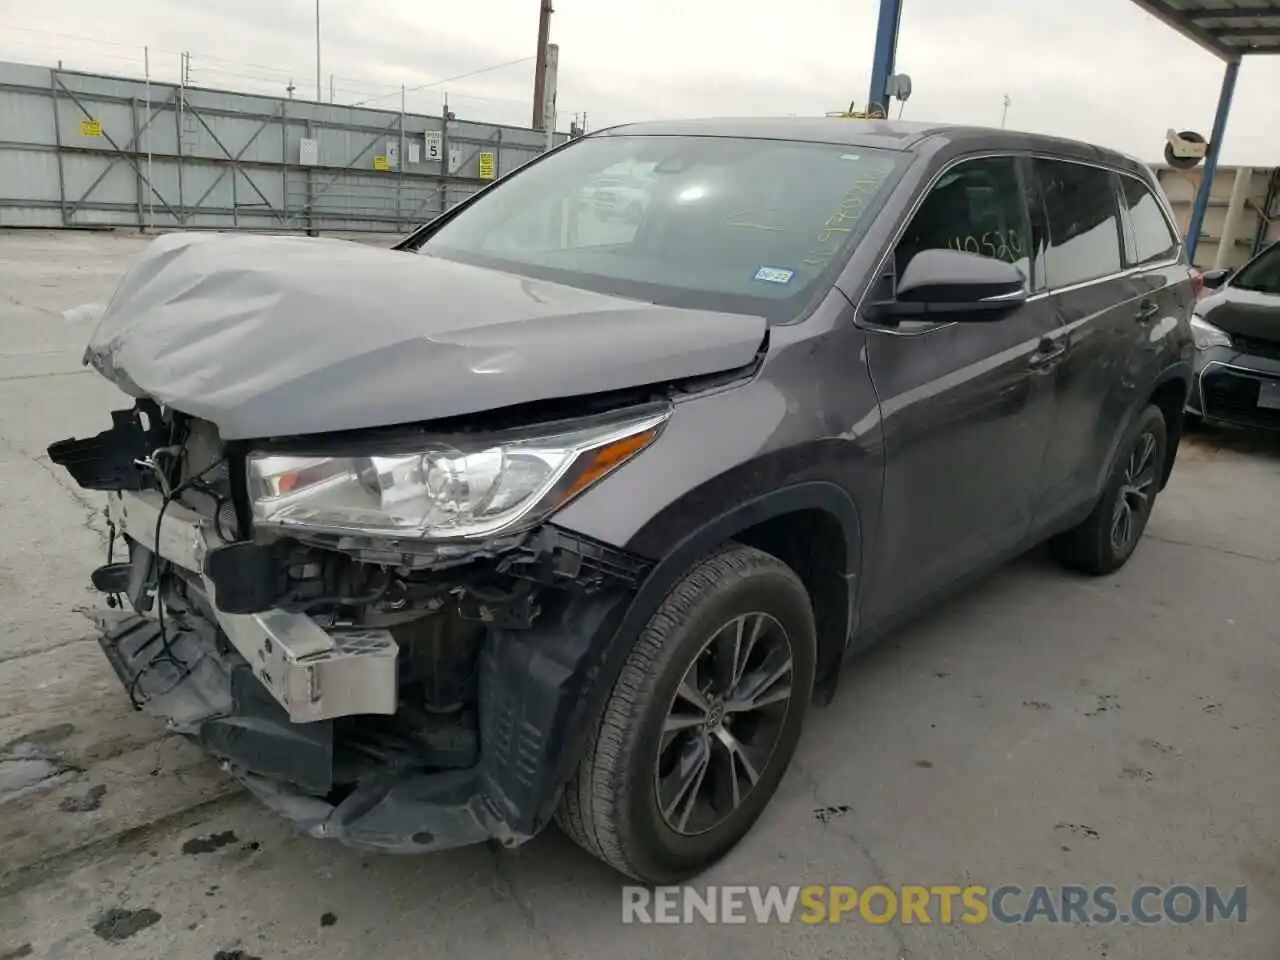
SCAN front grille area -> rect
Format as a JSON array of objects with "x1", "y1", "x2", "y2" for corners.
[
  {"x1": 1232, "y1": 334, "x2": 1280, "y2": 363},
  {"x1": 1201, "y1": 368, "x2": 1280, "y2": 429}
]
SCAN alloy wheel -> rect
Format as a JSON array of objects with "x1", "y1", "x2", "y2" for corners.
[
  {"x1": 1111, "y1": 431, "x2": 1159, "y2": 553},
  {"x1": 654, "y1": 612, "x2": 794, "y2": 836}
]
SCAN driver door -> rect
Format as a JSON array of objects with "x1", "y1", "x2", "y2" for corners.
[{"x1": 861, "y1": 154, "x2": 1063, "y2": 628}]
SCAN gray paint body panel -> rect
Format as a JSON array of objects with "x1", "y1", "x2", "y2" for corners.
[{"x1": 81, "y1": 232, "x2": 766, "y2": 439}]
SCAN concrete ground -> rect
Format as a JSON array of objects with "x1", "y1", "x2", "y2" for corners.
[{"x1": 0, "y1": 229, "x2": 1277, "y2": 960}]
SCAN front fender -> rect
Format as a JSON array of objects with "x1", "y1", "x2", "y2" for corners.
[{"x1": 480, "y1": 480, "x2": 864, "y2": 838}]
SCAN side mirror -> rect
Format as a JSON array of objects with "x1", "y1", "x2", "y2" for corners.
[
  {"x1": 863, "y1": 249, "x2": 1028, "y2": 324},
  {"x1": 1199, "y1": 267, "x2": 1232, "y2": 290}
]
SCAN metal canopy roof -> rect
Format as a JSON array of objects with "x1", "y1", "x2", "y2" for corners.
[{"x1": 1128, "y1": 0, "x2": 1280, "y2": 58}]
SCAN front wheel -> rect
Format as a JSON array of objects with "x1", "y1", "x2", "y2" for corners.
[
  {"x1": 1050, "y1": 404, "x2": 1167, "y2": 575},
  {"x1": 556, "y1": 544, "x2": 816, "y2": 883}
]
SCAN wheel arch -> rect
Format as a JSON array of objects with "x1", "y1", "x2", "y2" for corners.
[
  {"x1": 1097, "y1": 361, "x2": 1192, "y2": 496},
  {"x1": 1147, "y1": 370, "x2": 1191, "y2": 489},
  {"x1": 624, "y1": 481, "x2": 861, "y2": 700}
]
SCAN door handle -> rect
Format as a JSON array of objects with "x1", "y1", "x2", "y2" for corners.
[
  {"x1": 1029, "y1": 336, "x2": 1067, "y2": 369},
  {"x1": 1135, "y1": 300, "x2": 1159, "y2": 322}
]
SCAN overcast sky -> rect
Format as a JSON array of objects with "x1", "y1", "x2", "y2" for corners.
[{"x1": 1, "y1": 0, "x2": 1276, "y2": 164}]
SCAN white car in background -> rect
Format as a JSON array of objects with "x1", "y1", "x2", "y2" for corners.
[{"x1": 581, "y1": 173, "x2": 653, "y2": 223}]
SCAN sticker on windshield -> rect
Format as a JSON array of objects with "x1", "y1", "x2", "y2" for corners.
[{"x1": 753, "y1": 266, "x2": 795, "y2": 285}]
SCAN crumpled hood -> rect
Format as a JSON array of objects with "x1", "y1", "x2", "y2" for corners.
[{"x1": 84, "y1": 232, "x2": 766, "y2": 439}]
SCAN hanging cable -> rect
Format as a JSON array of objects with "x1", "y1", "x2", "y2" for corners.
[{"x1": 347, "y1": 55, "x2": 535, "y2": 107}]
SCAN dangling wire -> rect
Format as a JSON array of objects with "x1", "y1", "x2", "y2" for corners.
[
  {"x1": 104, "y1": 516, "x2": 122, "y2": 609},
  {"x1": 125, "y1": 428, "x2": 229, "y2": 710}
]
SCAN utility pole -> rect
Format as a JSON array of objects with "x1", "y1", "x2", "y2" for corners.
[
  {"x1": 531, "y1": 0, "x2": 554, "y2": 129},
  {"x1": 1000, "y1": 93, "x2": 1011, "y2": 129},
  {"x1": 315, "y1": 0, "x2": 322, "y2": 101}
]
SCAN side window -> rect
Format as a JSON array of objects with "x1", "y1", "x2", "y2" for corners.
[
  {"x1": 1118, "y1": 176, "x2": 1179, "y2": 265},
  {"x1": 894, "y1": 156, "x2": 1031, "y2": 282},
  {"x1": 1033, "y1": 159, "x2": 1124, "y2": 288}
]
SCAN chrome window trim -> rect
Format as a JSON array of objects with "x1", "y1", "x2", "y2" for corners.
[{"x1": 854, "y1": 149, "x2": 1186, "y2": 338}]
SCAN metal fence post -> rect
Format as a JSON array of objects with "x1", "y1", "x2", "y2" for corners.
[
  {"x1": 281, "y1": 99, "x2": 290, "y2": 230},
  {"x1": 131, "y1": 97, "x2": 144, "y2": 228},
  {"x1": 305, "y1": 116, "x2": 315, "y2": 236},
  {"x1": 49, "y1": 67, "x2": 67, "y2": 226},
  {"x1": 175, "y1": 83, "x2": 186, "y2": 226},
  {"x1": 398, "y1": 85, "x2": 406, "y2": 231},
  {"x1": 438, "y1": 99, "x2": 450, "y2": 220}
]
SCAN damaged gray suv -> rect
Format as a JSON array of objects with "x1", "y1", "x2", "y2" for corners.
[{"x1": 49, "y1": 118, "x2": 1196, "y2": 883}]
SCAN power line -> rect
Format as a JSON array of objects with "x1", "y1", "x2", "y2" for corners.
[
  {"x1": 0, "y1": 23, "x2": 540, "y2": 115},
  {"x1": 348, "y1": 55, "x2": 535, "y2": 106}
]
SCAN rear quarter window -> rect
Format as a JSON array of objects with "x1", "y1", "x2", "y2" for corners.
[{"x1": 1119, "y1": 176, "x2": 1179, "y2": 265}]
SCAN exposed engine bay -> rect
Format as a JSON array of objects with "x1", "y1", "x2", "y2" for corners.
[{"x1": 48, "y1": 399, "x2": 653, "y2": 851}]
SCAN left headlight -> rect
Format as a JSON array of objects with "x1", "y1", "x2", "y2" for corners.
[
  {"x1": 247, "y1": 408, "x2": 669, "y2": 540},
  {"x1": 1190, "y1": 314, "x2": 1232, "y2": 351}
]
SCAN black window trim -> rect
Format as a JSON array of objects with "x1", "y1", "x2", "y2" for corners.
[
  {"x1": 1029, "y1": 155, "x2": 1129, "y2": 291},
  {"x1": 1113, "y1": 172, "x2": 1140, "y2": 267},
  {"x1": 1021, "y1": 153, "x2": 1184, "y2": 297},
  {"x1": 853, "y1": 149, "x2": 1185, "y2": 337},
  {"x1": 853, "y1": 148, "x2": 1036, "y2": 337},
  {"x1": 1112, "y1": 169, "x2": 1182, "y2": 270}
]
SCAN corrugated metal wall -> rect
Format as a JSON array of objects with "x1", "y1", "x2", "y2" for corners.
[
  {"x1": 0, "y1": 60, "x2": 566, "y2": 232},
  {"x1": 1155, "y1": 164, "x2": 1278, "y2": 267}
]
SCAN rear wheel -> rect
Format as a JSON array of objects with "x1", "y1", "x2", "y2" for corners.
[
  {"x1": 1051, "y1": 404, "x2": 1167, "y2": 575},
  {"x1": 556, "y1": 544, "x2": 816, "y2": 882}
]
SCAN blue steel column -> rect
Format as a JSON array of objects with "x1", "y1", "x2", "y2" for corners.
[
  {"x1": 867, "y1": 0, "x2": 904, "y2": 116},
  {"x1": 1185, "y1": 58, "x2": 1241, "y2": 263}
]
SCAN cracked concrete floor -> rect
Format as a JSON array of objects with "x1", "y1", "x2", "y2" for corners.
[{"x1": 1, "y1": 230, "x2": 1278, "y2": 960}]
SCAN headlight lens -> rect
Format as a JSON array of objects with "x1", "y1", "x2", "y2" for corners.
[
  {"x1": 1190, "y1": 314, "x2": 1232, "y2": 351},
  {"x1": 247, "y1": 409, "x2": 668, "y2": 540}
]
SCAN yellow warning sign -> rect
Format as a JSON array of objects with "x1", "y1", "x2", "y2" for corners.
[
  {"x1": 477, "y1": 152, "x2": 496, "y2": 180},
  {"x1": 79, "y1": 119, "x2": 103, "y2": 137},
  {"x1": 373, "y1": 155, "x2": 390, "y2": 171}
]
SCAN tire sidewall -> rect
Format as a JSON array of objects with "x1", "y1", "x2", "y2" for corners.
[{"x1": 619, "y1": 563, "x2": 816, "y2": 882}]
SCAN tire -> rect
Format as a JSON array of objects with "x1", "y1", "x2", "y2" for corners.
[
  {"x1": 1050, "y1": 404, "x2": 1167, "y2": 576},
  {"x1": 556, "y1": 543, "x2": 817, "y2": 883}
]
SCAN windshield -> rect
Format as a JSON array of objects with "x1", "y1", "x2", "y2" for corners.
[
  {"x1": 1230, "y1": 243, "x2": 1280, "y2": 296},
  {"x1": 417, "y1": 134, "x2": 905, "y2": 321}
]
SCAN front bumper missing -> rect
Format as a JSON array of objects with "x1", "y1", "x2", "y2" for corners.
[
  {"x1": 55, "y1": 404, "x2": 656, "y2": 856},
  {"x1": 92, "y1": 609, "x2": 501, "y2": 853},
  {"x1": 108, "y1": 489, "x2": 397, "y2": 723}
]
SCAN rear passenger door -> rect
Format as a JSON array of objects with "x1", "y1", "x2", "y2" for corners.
[{"x1": 1029, "y1": 158, "x2": 1149, "y2": 525}]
